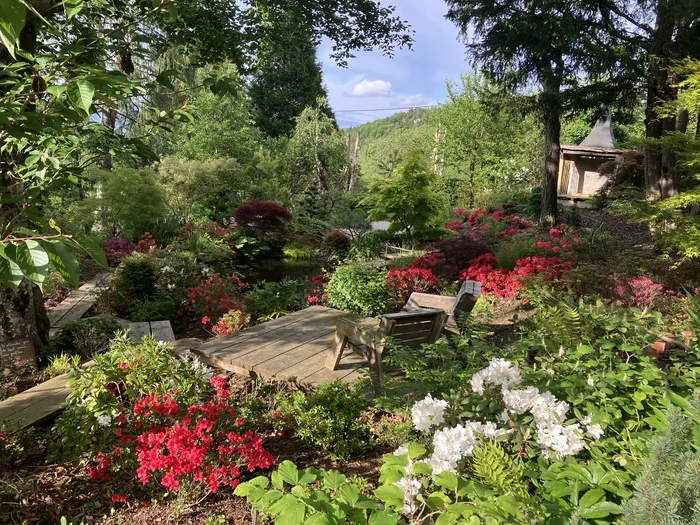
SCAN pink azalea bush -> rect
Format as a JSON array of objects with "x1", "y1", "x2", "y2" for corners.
[{"x1": 102, "y1": 237, "x2": 136, "y2": 267}]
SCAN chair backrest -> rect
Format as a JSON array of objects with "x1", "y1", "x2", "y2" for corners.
[
  {"x1": 403, "y1": 280, "x2": 482, "y2": 327},
  {"x1": 378, "y1": 308, "x2": 447, "y2": 348}
]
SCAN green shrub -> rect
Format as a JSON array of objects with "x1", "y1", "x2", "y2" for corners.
[
  {"x1": 130, "y1": 293, "x2": 180, "y2": 322},
  {"x1": 49, "y1": 317, "x2": 120, "y2": 361},
  {"x1": 276, "y1": 380, "x2": 371, "y2": 460},
  {"x1": 495, "y1": 236, "x2": 537, "y2": 270},
  {"x1": 326, "y1": 263, "x2": 388, "y2": 316},
  {"x1": 112, "y1": 254, "x2": 159, "y2": 302},
  {"x1": 245, "y1": 279, "x2": 307, "y2": 322},
  {"x1": 152, "y1": 250, "x2": 204, "y2": 295},
  {"x1": 44, "y1": 354, "x2": 81, "y2": 379}
]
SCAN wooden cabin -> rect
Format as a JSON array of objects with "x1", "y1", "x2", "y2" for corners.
[{"x1": 558, "y1": 108, "x2": 625, "y2": 200}]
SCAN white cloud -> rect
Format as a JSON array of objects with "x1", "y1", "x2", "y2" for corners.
[
  {"x1": 348, "y1": 79, "x2": 394, "y2": 97},
  {"x1": 394, "y1": 94, "x2": 430, "y2": 107}
]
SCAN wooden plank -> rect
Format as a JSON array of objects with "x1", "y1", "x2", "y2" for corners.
[
  {"x1": 149, "y1": 320, "x2": 175, "y2": 342},
  {"x1": 126, "y1": 322, "x2": 151, "y2": 342},
  {"x1": 238, "y1": 327, "x2": 337, "y2": 371},
  {"x1": 0, "y1": 375, "x2": 70, "y2": 428},
  {"x1": 301, "y1": 354, "x2": 365, "y2": 385},
  {"x1": 196, "y1": 307, "x2": 339, "y2": 358},
  {"x1": 48, "y1": 272, "x2": 111, "y2": 328},
  {"x1": 198, "y1": 308, "x2": 347, "y2": 360},
  {"x1": 252, "y1": 331, "x2": 337, "y2": 374}
]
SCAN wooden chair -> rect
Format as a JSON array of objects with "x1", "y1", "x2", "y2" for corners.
[
  {"x1": 325, "y1": 308, "x2": 448, "y2": 390},
  {"x1": 403, "y1": 280, "x2": 481, "y2": 329}
]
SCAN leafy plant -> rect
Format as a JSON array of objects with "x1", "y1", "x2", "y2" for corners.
[
  {"x1": 326, "y1": 262, "x2": 388, "y2": 317},
  {"x1": 244, "y1": 279, "x2": 308, "y2": 322},
  {"x1": 276, "y1": 381, "x2": 371, "y2": 460},
  {"x1": 130, "y1": 293, "x2": 180, "y2": 322},
  {"x1": 44, "y1": 354, "x2": 82, "y2": 379},
  {"x1": 50, "y1": 317, "x2": 121, "y2": 360},
  {"x1": 112, "y1": 254, "x2": 160, "y2": 303}
]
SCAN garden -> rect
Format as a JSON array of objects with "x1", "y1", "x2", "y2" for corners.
[{"x1": 2, "y1": 0, "x2": 700, "y2": 523}]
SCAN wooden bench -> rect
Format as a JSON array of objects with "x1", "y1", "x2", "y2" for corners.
[
  {"x1": 325, "y1": 308, "x2": 448, "y2": 390},
  {"x1": 404, "y1": 280, "x2": 481, "y2": 329}
]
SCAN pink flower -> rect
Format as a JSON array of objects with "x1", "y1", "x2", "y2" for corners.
[
  {"x1": 201, "y1": 316, "x2": 211, "y2": 325},
  {"x1": 573, "y1": 237, "x2": 581, "y2": 244},
  {"x1": 111, "y1": 494, "x2": 128, "y2": 503},
  {"x1": 307, "y1": 295, "x2": 319, "y2": 304},
  {"x1": 118, "y1": 362, "x2": 130, "y2": 370}
]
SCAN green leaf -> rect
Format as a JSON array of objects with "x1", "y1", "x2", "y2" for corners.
[
  {"x1": 278, "y1": 460, "x2": 300, "y2": 485},
  {"x1": 578, "y1": 488, "x2": 605, "y2": 510},
  {"x1": 579, "y1": 501, "x2": 623, "y2": 519},
  {"x1": 13, "y1": 240, "x2": 49, "y2": 290},
  {"x1": 408, "y1": 442, "x2": 426, "y2": 460},
  {"x1": 63, "y1": 0, "x2": 85, "y2": 19},
  {"x1": 67, "y1": 80, "x2": 95, "y2": 116},
  {"x1": 73, "y1": 237, "x2": 107, "y2": 267},
  {"x1": 434, "y1": 471, "x2": 459, "y2": 491},
  {"x1": 323, "y1": 470, "x2": 347, "y2": 491},
  {"x1": 368, "y1": 510, "x2": 399, "y2": 525},
  {"x1": 374, "y1": 484, "x2": 404, "y2": 503},
  {"x1": 338, "y1": 484, "x2": 361, "y2": 507},
  {"x1": 0, "y1": 0, "x2": 26, "y2": 58},
  {"x1": 0, "y1": 246, "x2": 24, "y2": 291},
  {"x1": 277, "y1": 500, "x2": 306, "y2": 525},
  {"x1": 44, "y1": 240, "x2": 80, "y2": 287},
  {"x1": 435, "y1": 513, "x2": 459, "y2": 525}
]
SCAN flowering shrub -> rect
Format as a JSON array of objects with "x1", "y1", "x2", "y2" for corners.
[
  {"x1": 101, "y1": 237, "x2": 135, "y2": 267},
  {"x1": 387, "y1": 267, "x2": 439, "y2": 304},
  {"x1": 613, "y1": 275, "x2": 675, "y2": 310},
  {"x1": 135, "y1": 232, "x2": 157, "y2": 253},
  {"x1": 466, "y1": 207, "x2": 533, "y2": 240},
  {"x1": 210, "y1": 309, "x2": 250, "y2": 337},
  {"x1": 306, "y1": 274, "x2": 329, "y2": 306},
  {"x1": 183, "y1": 273, "x2": 247, "y2": 324},
  {"x1": 460, "y1": 253, "x2": 573, "y2": 297},
  {"x1": 444, "y1": 219, "x2": 464, "y2": 232},
  {"x1": 233, "y1": 200, "x2": 292, "y2": 237},
  {"x1": 410, "y1": 251, "x2": 460, "y2": 281},
  {"x1": 452, "y1": 208, "x2": 468, "y2": 220},
  {"x1": 533, "y1": 224, "x2": 581, "y2": 257}
]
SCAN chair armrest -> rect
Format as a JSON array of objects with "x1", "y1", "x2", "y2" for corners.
[{"x1": 335, "y1": 317, "x2": 382, "y2": 347}]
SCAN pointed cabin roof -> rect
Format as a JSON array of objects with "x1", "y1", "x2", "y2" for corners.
[{"x1": 579, "y1": 106, "x2": 617, "y2": 149}]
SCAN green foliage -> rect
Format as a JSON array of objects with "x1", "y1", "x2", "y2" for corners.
[
  {"x1": 245, "y1": 279, "x2": 308, "y2": 322},
  {"x1": 51, "y1": 336, "x2": 208, "y2": 463},
  {"x1": 495, "y1": 235, "x2": 537, "y2": 270},
  {"x1": 471, "y1": 442, "x2": 528, "y2": 496},
  {"x1": 235, "y1": 461, "x2": 397, "y2": 525},
  {"x1": 44, "y1": 354, "x2": 82, "y2": 379},
  {"x1": 646, "y1": 189, "x2": 700, "y2": 262},
  {"x1": 282, "y1": 242, "x2": 316, "y2": 260},
  {"x1": 624, "y1": 404, "x2": 700, "y2": 524},
  {"x1": 112, "y1": 255, "x2": 159, "y2": 303},
  {"x1": 49, "y1": 317, "x2": 120, "y2": 361},
  {"x1": 361, "y1": 150, "x2": 443, "y2": 240},
  {"x1": 276, "y1": 381, "x2": 371, "y2": 460},
  {"x1": 0, "y1": 423, "x2": 35, "y2": 468},
  {"x1": 326, "y1": 262, "x2": 388, "y2": 316},
  {"x1": 130, "y1": 293, "x2": 180, "y2": 322}
]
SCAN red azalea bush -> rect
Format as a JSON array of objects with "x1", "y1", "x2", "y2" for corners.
[
  {"x1": 534, "y1": 224, "x2": 581, "y2": 258},
  {"x1": 613, "y1": 276, "x2": 675, "y2": 310},
  {"x1": 210, "y1": 309, "x2": 250, "y2": 337},
  {"x1": 411, "y1": 251, "x2": 460, "y2": 281},
  {"x1": 452, "y1": 208, "x2": 468, "y2": 221},
  {"x1": 102, "y1": 237, "x2": 136, "y2": 266},
  {"x1": 387, "y1": 267, "x2": 439, "y2": 304},
  {"x1": 87, "y1": 377, "x2": 274, "y2": 496},
  {"x1": 466, "y1": 208, "x2": 533, "y2": 240},
  {"x1": 460, "y1": 253, "x2": 573, "y2": 298},
  {"x1": 183, "y1": 273, "x2": 247, "y2": 324},
  {"x1": 135, "y1": 232, "x2": 157, "y2": 254},
  {"x1": 233, "y1": 200, "x2": 293, "y2": 237},
  {"x1": 444, "y1": 219, "x2": 464, "y2": 232},
  {"x1": 307, "y1": 274, "x2": 329, "y2": 305}
]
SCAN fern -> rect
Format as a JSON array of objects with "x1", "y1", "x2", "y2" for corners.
[{"x1": 471, "y1": 442, "x2": 528, "y2": 497}]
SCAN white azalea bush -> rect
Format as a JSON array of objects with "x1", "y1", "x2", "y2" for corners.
[{"x1": 238, "y1": 358, "x2": 629, "y2": 524}]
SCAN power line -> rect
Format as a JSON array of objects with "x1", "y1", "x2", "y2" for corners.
[{"x1": 334, "y1": 104, "x2": 438, "y2": 113}]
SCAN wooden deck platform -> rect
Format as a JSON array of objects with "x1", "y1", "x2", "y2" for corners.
[
  {"x1": 177, "y1": 306, "x2": 370, "y2": 386},
  {"x1": 48, "y1": 272, "x2": 111, "y2": 335}
]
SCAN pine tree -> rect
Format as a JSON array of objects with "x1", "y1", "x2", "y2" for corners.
[{"x1": 249, "y1": 14, "x2": 336, "y2": 138}]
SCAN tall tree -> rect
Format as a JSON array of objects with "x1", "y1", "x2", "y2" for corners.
[
  {"x1": 249, "y1": 14, "x2": 335, "y2": 137},
  {"x1": 445, "y1": 0, "x2": 630, "y2": 224}
]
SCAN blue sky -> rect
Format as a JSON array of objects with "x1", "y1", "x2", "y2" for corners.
[{"x1": 318, "y1": 0, "x2": 470, "y2": 128}]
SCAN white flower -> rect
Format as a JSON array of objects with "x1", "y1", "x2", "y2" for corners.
[
  {"x1": 537, "y1": 422, "x2": 585, "y2": 458},
  {"x1": 530, "y1": 392, "x2": 569, "y2": 425},
  {"x1": 167, "y1": 283, "x2": 175, "y2": 290},
  {"x1": 162, "y1": 265, "x2": 172, "y2": 273},
  {"x1": 411, "y1": 394, "x2": 448, "y2": 432},
  {"x1": 426, "y1": 455, "x2": 456, "y2": 476},
  {"x1": 480, "y1": 421, "x2": 511, "y2": 439},
  {"x1": 585, "y1": 424, "x2": 604, "y2": 440},
  {"x1": 157, "y1": 340, "x2": 167, "y2": 348},
  {"x1": 470, "y1": 358, "x2": 521, "y2": 395},
  {"x1": 587, "y1": 375, "x2": 595, "y2": 387},
  {"x1": 96, "y1": 414, "x2": 112, "y2": 427},
  {"x1": 502, "y1": 386, "x2": 540, "y2": 414},
  {"x1": 393, "y1": 444, "x2": 410, "y2": 456},
  {"x1": 202, "y1": 266, "x2": 210, "y2": 275},
  {"x1": 432, "y1": 423, "x2": 481, "y2": 469},
  {"x1": 500, "y1": 409, "x2": 511, "y2": 424},
  {"x1": 581, "y1": 413, "x2": 593, "y2": 426},
  {"x1": 394, "y1": 477, "x2": 421, "y2": 516}
]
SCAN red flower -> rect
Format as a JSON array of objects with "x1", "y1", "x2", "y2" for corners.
[
  {"x1": 111, "y1": 494, "x2": 128, "y2": 504},
  {"x1": 201, "y1": 316, "x2": 211, "y2": 325},
  {"x1": 118, "y1": 362, "x2": 131, "y2": 370},
  {"x1": 210, "y1": 376, "x2": 227, "y2": 390}
]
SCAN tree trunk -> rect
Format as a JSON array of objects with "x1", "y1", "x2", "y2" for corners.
[
  {"x1": 644, "y1": 0, "x2": 678, "y2": 200},
  {"x1": 540, "y1": 75, "x2": 561, "y2": 226},
  {"x1": 0, "y1": 280, "x2": 50, "y2": 349},
  {"x1": 696, "y1": 111, "x2": 700, "y2": 139},
  {"x1": 677, "y1": 109, "x2": 689, "y2": 133}
]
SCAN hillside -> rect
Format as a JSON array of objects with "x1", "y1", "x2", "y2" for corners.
[{"x1": 346, "y1": 107, "x2": 438, "y2": 180}]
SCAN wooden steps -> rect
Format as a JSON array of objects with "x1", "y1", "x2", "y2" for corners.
[{"x1": 48, "y1": 272, "x2": 111, "y2": 335}]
